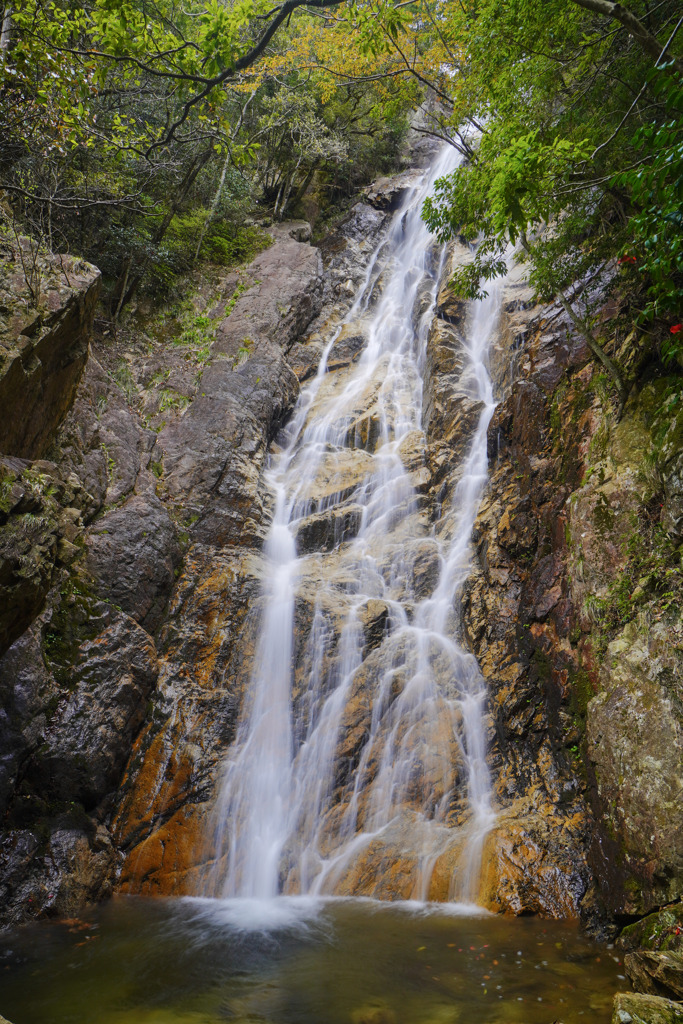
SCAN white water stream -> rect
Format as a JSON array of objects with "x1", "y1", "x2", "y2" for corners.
[{"x1": 206, "y1": 145, "x2": 501, "y2": 905}]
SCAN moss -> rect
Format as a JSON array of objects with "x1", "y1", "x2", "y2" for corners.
[
  {"x1": 570, "y1": 667, "x2": 595, "y2": 720},
  {"x1": 592, "y1": 492, "x2": 616, "y2": 535},
  {"x1": 41, "y1": 575, "x2": 102, "y2": 689},
  {"x1": 619, "y1": 904, "x2": 683, "y2": 951}
]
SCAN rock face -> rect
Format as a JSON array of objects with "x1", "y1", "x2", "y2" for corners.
[
  {"x1": 456, "y1": 253, "x2": 683, "y2": 927},
  {"x1": 113, "y1": 238, "x2": 332, "y2": 894},
  {"x1": 0, "y1": 246, "x2": 100, "y2": 658},
  {"x1": 0, "y1": 221, "x2": 363, "y2": 922},
  {"x1": 0, "y1": 149, "x2": 681, "y2": 946},
  {"x1": 0, "y1": 247, "x2": 100, "y2": 459}
]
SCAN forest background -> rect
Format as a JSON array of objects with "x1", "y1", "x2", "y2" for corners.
[{"x1": 0, "y1": 0, "x2": 681, "y2": 383}]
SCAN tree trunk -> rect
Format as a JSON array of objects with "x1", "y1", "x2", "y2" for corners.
[
  {"x1": 555, "y1": 287, "x2": 628, "y2": 412},
  {"x1": 194, "y1": 148, "x2": 231, "y2": 260},
  {"x1": 1, "y1": 6, "x2": 12, "y2": 60},
  {"x1": 113, "y1": 147, "x2": 214, "y2": 317},
  {"x1": 285, "y1": 157, "x2": 320, "y2": 217}
]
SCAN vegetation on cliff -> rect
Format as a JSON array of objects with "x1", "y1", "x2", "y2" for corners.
[
  {"x1": 1, "y1": 0, "x2": 681, "y2": 362},
  {"x1": 419, "y1": 0, "x2": 683, "y2": 402}
]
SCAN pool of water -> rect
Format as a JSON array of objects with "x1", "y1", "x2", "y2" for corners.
[{"x1": 0, "y1": 897, "x2": 627, "y2": 1024}]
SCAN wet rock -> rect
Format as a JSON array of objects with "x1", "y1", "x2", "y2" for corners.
[
  {"x1": 328, "y1": 203, "x2": 386, "y2": 246},
  {"x1": 296, "y1": 448, "x2": 374, "y2": 512},
  {"x1": 398, "y1": 431, "x2": 431, "y2": 493},
  {"x1": 316, "y1": 203, "x2": 388, "y2": 317},
  {"x1": 295, "y1": 503, "x2": 363, "y2": 553},
  {"x1": 612, "y1": 992, "x2": 683, "y2": 1024},
  {"x1": 287, "y1": 340, "x2": 323, "y2": 383},
  {"x1": 424, "y1": 387, "x2": 483, "y2": 451},
  {"x1": 478, "y1": 806, "x2": 589, "y2": 917},
  {"x1": 92, "y1": 242, "x2": 327, "y2": 884},
  {"x1": 327, "y1": 323, "x2": 368, "y2": 371},
  {"x1": 0, "y1": 822, "x2": 116, "y2": 924},
  {"x1": 27, "y1": 609, "x2": 158, "y2": 808},
  {"x1": 496, "y1": 493, "x2": 538, "y2": 557},
  {"x1": 433, "y1": 242, "x2": 471, "y2": 325},
  {"x1": 625, "y1": 951, "x2": 683, "y2": 1000},
  {"x1": 359, "y1": 599, "x2": 389, "y2": 653},
  {"x1": 425, "y1": 319, "x2": 467, "y2": 378},
  {"x1": 86, "y1": 494, "x2": 181, "y2": 631}
]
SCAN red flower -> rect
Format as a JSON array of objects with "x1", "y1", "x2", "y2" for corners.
[
  {"x1": 670, "y1": 324, "x2": 683, "y2": 334},
  {"x1": 618, "y1": 255, "x2": 636, "y2": 264}
]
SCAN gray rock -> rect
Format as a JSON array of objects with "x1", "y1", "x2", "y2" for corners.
[
  {"x1": 0, "y1": 251, "x2": 100, "y2": 459},
  {"x1": 268, "y1": 220, "x2": 312, "y2": 243},
  {"x1": 0, "y1": 822, "x2": 116, "y2": 925},
  {"x1": 586, "y1": 616, "x2": 683, "y2": 915},
  {"x1": 86, "y1": 494, "x2": 180, "y2": 631},
  {"x1": 295, "y1": 503, "x2": 364, "y2": 553},
  {"x1": 364, "y1": 170, "x2": 424, "y2": 210},
  {"x1": 625, "y1": 951, "x2": 683, "y2": 1000},
  {"x1": 30, "y1": 610, "x2": 159, "y2": 808}
]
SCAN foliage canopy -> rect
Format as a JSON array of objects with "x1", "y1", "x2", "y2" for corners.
[{"x1": 1, "y1": 0, "x2": 682, "y2": 360}]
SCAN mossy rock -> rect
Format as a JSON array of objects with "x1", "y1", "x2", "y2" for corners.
[
  {"x1": 612, "y1": 991, "x2": 683, "y2": 1024},
  {"x1": 619, "y1": 904, "x2": 683, "y2": 952}
]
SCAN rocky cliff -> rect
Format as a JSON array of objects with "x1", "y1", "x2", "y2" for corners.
[{"x1": 0, "y1": 153, "x2": 681, "y2": 964}]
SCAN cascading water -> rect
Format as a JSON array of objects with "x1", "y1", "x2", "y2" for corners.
[{"x1": 206, "y1": 144, "x2": 501, "y2": 905}]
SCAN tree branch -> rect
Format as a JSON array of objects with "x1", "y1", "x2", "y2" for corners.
[{"x1": 570, "y1": 0, "x2": 683, "y2": 75}]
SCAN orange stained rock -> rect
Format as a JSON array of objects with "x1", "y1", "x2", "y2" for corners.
[
  {"x1": 478, "y1": 820, "x2": 585, "y2": 919},
  {"x1": 118, "y1": 803, "x2": 209, "y2": 896},
  {"x1": 114, "y1": 716, "x2": 203, "y2": 847}
]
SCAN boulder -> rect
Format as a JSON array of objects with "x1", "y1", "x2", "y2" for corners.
[
  {"x1": 612, "y1": 992, "x2": 683, "y2": 1024},
  {"x1": 586, "y1": 616, "x2": 683, "y2": 915},
  {"x1": 364, "y1": 170, "x2": 424, "y2": 210},
  {"x1": 625, "y1": 951, "x2": 683, "y2": 1001},
  {"x1": 618, "y1": 904, "x2": 683, "y2": 953},
  {"x1": 26, "y1": 609, "x2": 159, "y2": 809}
]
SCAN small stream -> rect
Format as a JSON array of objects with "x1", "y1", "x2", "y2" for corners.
[{"x1": 0, "y1": 897, "x2": 625, "y2": 1024}]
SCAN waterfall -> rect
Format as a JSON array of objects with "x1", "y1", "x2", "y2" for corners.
[{"x1": 206, "y1": 144, "x2": 500, "y2": 904}]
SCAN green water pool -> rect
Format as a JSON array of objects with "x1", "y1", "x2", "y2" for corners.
[{"x1": 0, "y1": 897, "x2": 628, "y2": 1024}]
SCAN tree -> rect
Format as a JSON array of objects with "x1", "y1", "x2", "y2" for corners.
[
  {"x1": 1, "y1": 0, "x2": 420, "y2": 309},
  {"x1": 415, "y1": 0, "x2": 683, "y2": 401}
]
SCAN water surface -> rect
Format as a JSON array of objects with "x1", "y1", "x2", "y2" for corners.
[{"x1": 0, "y1": 897, "x2": 626, "y2": 1023}]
